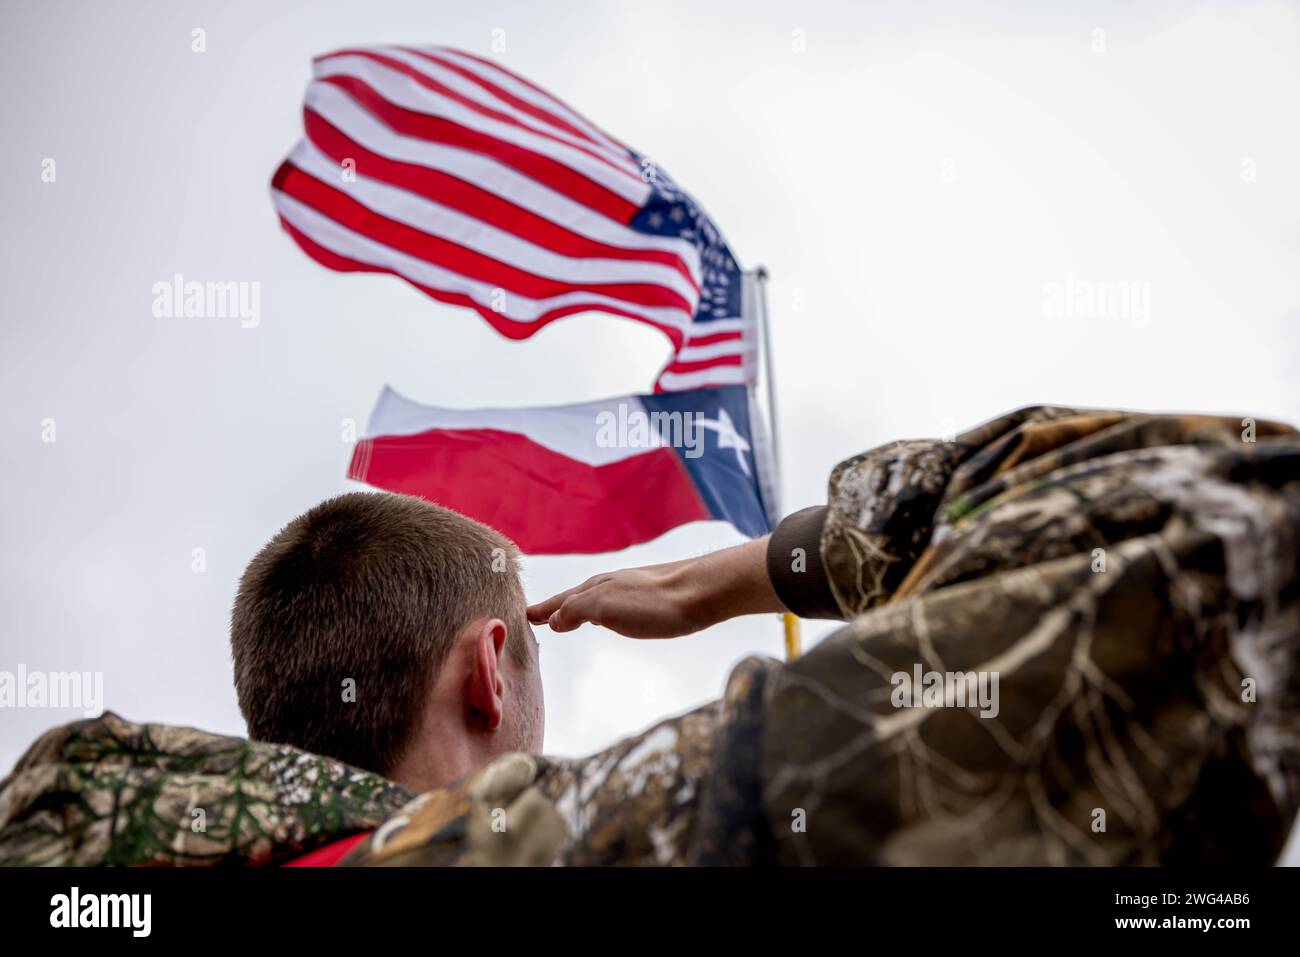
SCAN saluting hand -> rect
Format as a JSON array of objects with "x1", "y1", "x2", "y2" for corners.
[{"x1": 526, "y1": 536, "x2": 785, "y2": 640}]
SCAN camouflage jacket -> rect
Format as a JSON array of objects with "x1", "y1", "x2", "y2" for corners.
[{"x1": 3, "y1": 406, "x2": 1298, "y2": 865}]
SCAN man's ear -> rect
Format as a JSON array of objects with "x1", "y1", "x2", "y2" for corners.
[{"x1": 466, "y1": 618, "x2": 508, "y2": 731}]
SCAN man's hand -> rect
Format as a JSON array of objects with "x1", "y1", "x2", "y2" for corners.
[{"x1": 527, "y1": 536, "x2": 787, "y2": 639}]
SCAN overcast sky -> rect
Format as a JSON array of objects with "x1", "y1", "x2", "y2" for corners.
[{"x1": 3, "y1": 0, "x2": 1299, "y2": 861}]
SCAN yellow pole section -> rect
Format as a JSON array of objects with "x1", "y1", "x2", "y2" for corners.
[{"x1": 782, "y1": 612, "x2": 802, "y2": 660}]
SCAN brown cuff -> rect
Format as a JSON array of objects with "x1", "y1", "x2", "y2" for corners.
[{"x1": 764, "y1": 506, "x2": 843, "y2": 620}]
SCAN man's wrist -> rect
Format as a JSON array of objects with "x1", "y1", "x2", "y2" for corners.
[{"x1": 674, "y1": 537, "x2": 784, "y2": 631}]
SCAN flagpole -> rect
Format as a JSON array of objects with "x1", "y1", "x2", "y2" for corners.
[{"x1": 752, "y1": 266, "x2": 802, "y2": 660}]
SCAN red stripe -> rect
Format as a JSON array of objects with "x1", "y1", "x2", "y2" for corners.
[
  {"x1": 403, "y1": 48, "x2": 623, "y2": 160},
  {"x1": 431, "y1": 47, "x2": 631, "y2": 154},
  {"x1": 302, "y1": 109, "x2": 699, "y2": 292},
  {"x1": 318, "y1": 49, "x2": 641, "y2": 186},
  {"x1": 320, "y1": 74, "x2": 638, "y2": 223},
  {"x1": 682, "y1": 330, "x2": 744, "y2": 347},
  {"x1": 660, "y1": 353, "x2": 746, "y2": 375},
  {"x1": 350, "y1": 429, "x2": 710, "y2": 554},
  {"x1": 274, "y1": 162, "x2": 694, "y2": 313},
  {"x1": 275, "y1": 206, "x2": 688, "y2": 349}
]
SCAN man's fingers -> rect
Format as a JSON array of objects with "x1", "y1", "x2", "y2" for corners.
[
  {"x1": 548, "y1": 591, "x2": 599, "y2": 632},
  {"x1": 526, "y1": 582, "x2": 585, "y2": 624},
  {"x1": 526, "y1": 593, "x2": 565, "y2": 624},
  {"x1": 527, "y1": 575, "x2": 612, "y2": 626}
]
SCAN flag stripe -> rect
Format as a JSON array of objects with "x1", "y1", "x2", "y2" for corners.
[
  {"x1": 654, "y1": 365, "x2": 752, "y2": 391},
  {"x1": 377, "y1": 47, "x2": 641, "y2": 179},
  {"x1": 274, "y1": 163, "x2": 695, "y2": 312},
  {"x1": 275, "y1": 200, "x2": 691, "y2": 341},
  {"x1": 397, "y1": 47, "x2": 634, "y2": 170},
  {"x1": 314, "y1": 53, "x2": 647, "y2": 202},
  {"x1": 285, "y1": 139, "x2": 699, "y2": 302},
  {"x1": 365, "y1": 385, "x2": 661, "y2": 466},
  {"x1": 318, "y1": 72, "x2": 640, "y2": 222},
  {"x1": 681, "y1": 329, "x2": 746, "y2": 348},
  {"x1": 348, "y1": 429, "x2": 710, "y2": 554},
  {"x1": 659, "y1": 353, "x2": 747, "y2": 375},
  {"x1": 429, "y1": 47, "x2": 630, "y2": 157},
  {"x1": 302, "y1": 86, "x2": 702, "y2": 283},
  {"x1": 675, "y1": 340, "x2": 753, "y2": 363}
]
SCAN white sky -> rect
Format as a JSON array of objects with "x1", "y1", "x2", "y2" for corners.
[{"x1": 3, "y1": 0, "x2": 1299, "y2": 861}]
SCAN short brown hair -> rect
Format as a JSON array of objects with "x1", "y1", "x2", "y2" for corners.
[{"x1": 231, "y1": 492, "x2": 528, "y2": 776}]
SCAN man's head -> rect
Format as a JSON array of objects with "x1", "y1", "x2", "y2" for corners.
[{"x1": 231, "y1": 492, "x2": 543, "y2": 793}]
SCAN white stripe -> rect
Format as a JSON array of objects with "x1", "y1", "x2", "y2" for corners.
[
  {"x1": 655, "y1": 364, "x2": 754, "y2": 391},
  {"x1": 366, "y1": 385, "x2": 662, "y2": 466},
  {"x1": 375, "y1": 46, "x2": 639, "y2": 177},
  {"x1": 674, "y1": 340, "x2": 755, "y2": 362},
  {"x1": 683, "y1": 319, "x2": 750, "y2": 338},
  {"x1": 313, "y1": 55, "x2": 649, "y2": 207},
  {"x1": 430, "y1": 48, "x2": 628, "y2": 157},
  {"x1": 273, "y1": 189, "x2": 694, "y2": 330},
  {"x1": 305, "y1": 83, "x2": 701, "y2": 285},
  {"x1": 288, "y1": 139, "x2": 699, "y2": 305}
]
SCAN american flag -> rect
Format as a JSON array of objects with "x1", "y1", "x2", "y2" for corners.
[{"x1": 271, "y1": 46, "x2": 754, "y2": 392}]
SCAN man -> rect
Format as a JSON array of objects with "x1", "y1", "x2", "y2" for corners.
[
  {"x1": 229, "y1": 492, "x2": 544, "y2": 795},
  {"x1": 2, "y1": 405, "x2": 1298, "y2": 865}
]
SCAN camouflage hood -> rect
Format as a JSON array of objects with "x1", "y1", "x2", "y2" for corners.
[{"x1": 0, "y1": 712, "x2": 411, "y2": 866}]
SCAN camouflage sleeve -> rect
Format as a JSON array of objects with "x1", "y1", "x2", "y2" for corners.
[
  {"x1": 766, "y1": 406, "x2": 1106, "y2": 617},
  {"x1": 760, "y1": 408, "x2": 1300, "y2": 864},
  {"x1": 816, "y1": 405, "x2": 1102, "y2": 616}
]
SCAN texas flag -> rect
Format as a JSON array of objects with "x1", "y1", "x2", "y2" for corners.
[{"x1": 347, "y1": 385, "x2": 775, "y2": 553}]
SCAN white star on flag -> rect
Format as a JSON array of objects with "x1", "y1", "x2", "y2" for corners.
[{"x1": 699, "y1": 407, "x2": 752, "y2": 476}]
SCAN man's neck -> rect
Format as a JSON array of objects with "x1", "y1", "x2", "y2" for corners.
[{"x1": 390, "y1": 717, "x2": 483, "y2": 793}]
